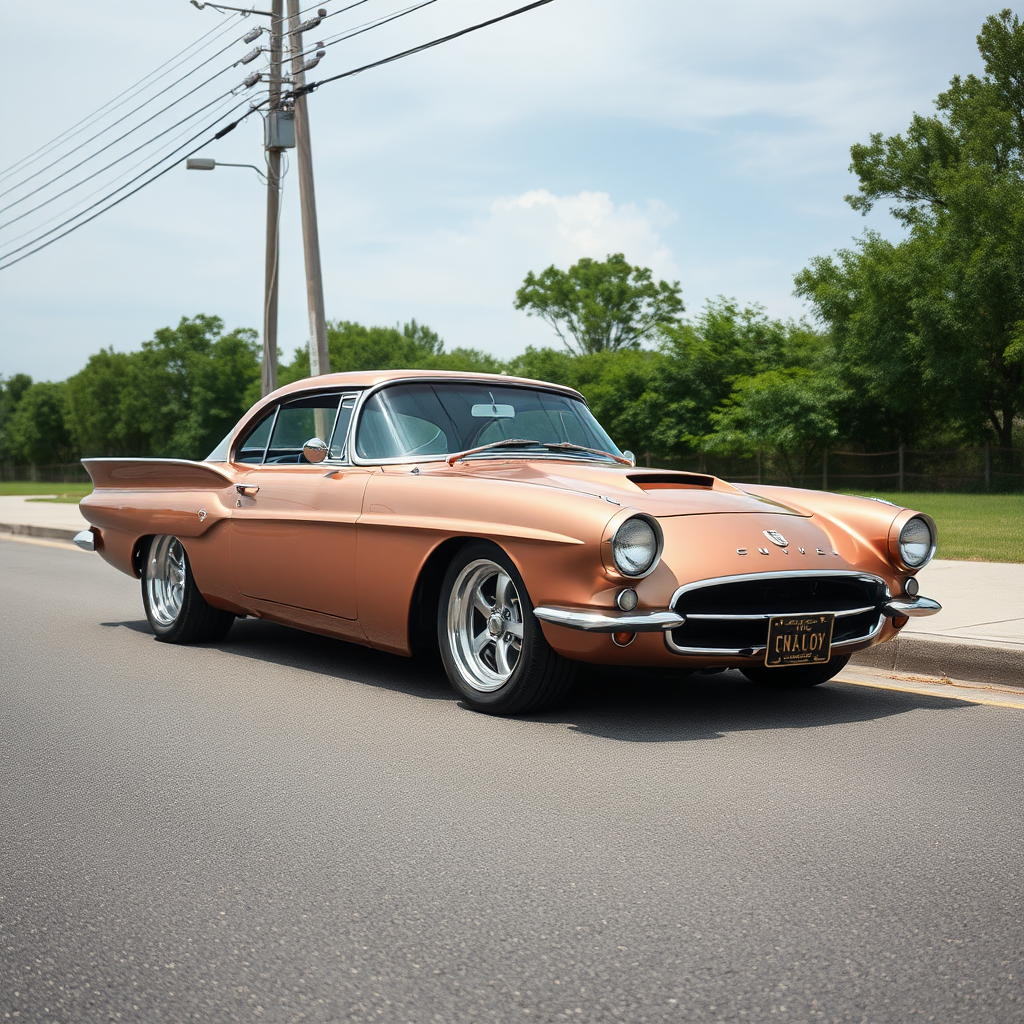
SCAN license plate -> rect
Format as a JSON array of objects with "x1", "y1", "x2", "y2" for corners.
[{"x1": 765, "y1": 613, "x2": 834, "y2": 667}]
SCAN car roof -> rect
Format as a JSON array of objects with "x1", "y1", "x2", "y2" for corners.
[{"x1": 265, "y1": 368, "x2": 585, "y2": 404}]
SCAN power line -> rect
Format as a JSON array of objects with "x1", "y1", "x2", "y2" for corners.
[
  {"x1": 0, "y1": 15, "x2": 243, "y2": 185},
  {"x1": 0, "y1": 93, "x2": 244, "y2": 248},
  {"x1": 0, "y1": 102, "x2": 259, "y2": 271},
  {"x1": 0, "y1": 0, "x2": 560, "y2": 272},
  {"x1": 270, "y1": 0, "x2": 441, "y2": 69},
  {"x1": 0, "y1": 87, "x2": 241, "y2": 228},
  {"x1": 0, "y1": 37, "x2": 254, "y2": 208},
  {"x1": 297, "y1": 0, "x2": 557, "y2": 96}
]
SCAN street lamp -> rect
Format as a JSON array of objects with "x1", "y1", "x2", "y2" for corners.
[{"x1": 186, "y1": 157, "x2": 266, "y2": 181}]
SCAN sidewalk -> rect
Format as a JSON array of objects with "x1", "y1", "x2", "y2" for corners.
[{"x1": 2, "y1": 494, "x2": 1021, "y2": 686}]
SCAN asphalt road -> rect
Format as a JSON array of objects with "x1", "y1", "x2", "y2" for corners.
[{"x1": 2, "y1": 539, "x2": 1022, "y2": 1023}]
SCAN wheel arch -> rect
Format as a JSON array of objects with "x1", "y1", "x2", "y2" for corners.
[
  {"x1": 131, "y1": 534, "x2": 155, "y2": 578},
  {"x1": 408, "y1": 536, "x2": 476, "y2": 653}
]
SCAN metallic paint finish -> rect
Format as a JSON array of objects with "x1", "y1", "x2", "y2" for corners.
[{"x1": 78, "y1": 370, "x2": 941, "y2": 674}]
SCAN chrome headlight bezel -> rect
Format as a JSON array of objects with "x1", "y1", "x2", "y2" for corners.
[
  {"x1": 887, "y1": 511, "x2": 936, "y2": 571},
  {"x1": 606, "y1": 513, "x2": 663, "y2": 579}
]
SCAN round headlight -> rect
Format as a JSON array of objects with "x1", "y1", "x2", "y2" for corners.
[
  {"x1": 898, "y1": 516, "x2": 935, "y2": 568},
  {"x1": 612, "y1": 516, "x2": 659, "y2": 576}
]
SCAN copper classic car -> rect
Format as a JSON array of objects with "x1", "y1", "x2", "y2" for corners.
[{"x1": 76, "y1": 370, "x2": 941, "y2": 714}]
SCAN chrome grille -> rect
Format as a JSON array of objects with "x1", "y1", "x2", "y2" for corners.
[{"x1": 666, "y1": 571, "x2": 889, "y2": 656}]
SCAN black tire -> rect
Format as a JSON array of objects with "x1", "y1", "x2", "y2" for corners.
[
  {"x1": 437, "y1": 541, "x2": 576, "y2": 715},
  {"x1": 741, "y1": 654, "x2": 850, "y2": 688},
  {"x1": 141, "y1": 535, "x2": 234, "y2": 644}
]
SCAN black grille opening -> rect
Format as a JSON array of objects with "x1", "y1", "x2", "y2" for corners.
[{"x1": 670, "y1": 574, "x2": 887, "y2": 652}]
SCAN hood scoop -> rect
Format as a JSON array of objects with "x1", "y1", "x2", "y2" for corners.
[{"x1": 628, "y1": 472, "x2": 715, "y2": 491}]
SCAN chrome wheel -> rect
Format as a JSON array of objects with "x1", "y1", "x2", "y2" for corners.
[
  {"x1": 145, "y1": 535, "x2": 186, "y2": 627},
  {"x1": 446, "y1": 558, "x2": 524, "y2": 693}
]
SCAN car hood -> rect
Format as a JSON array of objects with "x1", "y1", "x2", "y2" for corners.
[{"x1": 433, "y1": 459, "x2": 811, "y2": 517}]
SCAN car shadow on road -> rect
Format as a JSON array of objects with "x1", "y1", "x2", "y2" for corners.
[
  {"x1": 537, "y1": 665, "x2": 974, "y2": 742},
  {"x1": 102, "y1": 616, "x2": 456, "y2": 704},
  {"x1": 101, "y1": 617, "x2": 974, "y2": 742}
]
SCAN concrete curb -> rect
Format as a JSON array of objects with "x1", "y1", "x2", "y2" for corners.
[
  {"x1": 0, "y1": 522, "x2": 78, "y2": 543},
  {"x1": 851, "y1": 635, "x2": 1022, "y2": 688}
]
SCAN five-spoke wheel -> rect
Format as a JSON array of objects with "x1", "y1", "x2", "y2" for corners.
[
  {"x1": 438, "y1": 542, "x2": 575, "y2": 715},
  {"x1": 141, "y1": 535, "x2": 234, "y2": 644}
]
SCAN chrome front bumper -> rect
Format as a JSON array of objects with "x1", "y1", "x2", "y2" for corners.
[
  {"x1": 533, "y1": 594, "x2": 941, "y2": 636},
  {"x1": 73, "y1": 529, "x2": 96, "y2": 552},
  {"x1": 882, "y1": 596, "x2": 942, "y2": 617},
  {"x1": 533, "y1": 606, "x2": 684, "y2": 633}
]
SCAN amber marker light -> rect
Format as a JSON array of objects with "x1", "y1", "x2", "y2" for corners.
[{"x1": 612, "y1": 631, "x2": 636, "y2": 647}]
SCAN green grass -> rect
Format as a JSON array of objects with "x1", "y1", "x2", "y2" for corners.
[
  {"x1": 850, "y1": 492, "x2": 1024, "y2": 563},
  {"x1": 0, "y1": 482, "x2": 92, "y2": 500}
]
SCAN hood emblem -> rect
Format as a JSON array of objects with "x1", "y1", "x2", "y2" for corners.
[{"x1": 763, "y1": 530, "x2": 788, "y2": 548}]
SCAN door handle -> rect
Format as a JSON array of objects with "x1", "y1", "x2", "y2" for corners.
[{"x1": 235, "y1": 484, "x2": 260, "y2": 497}]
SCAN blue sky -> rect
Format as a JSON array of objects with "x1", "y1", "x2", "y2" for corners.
[{"x1": 0, "y1": 0, "x2": 1004, "y2": 381}]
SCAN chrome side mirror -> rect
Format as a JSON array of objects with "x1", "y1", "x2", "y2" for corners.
[
  {"x1": 622, "y1": 449, "x2": 637, "y2": 467},
  {"x1": 303, "y1": 437, "x2": 329, "y2": 463}
]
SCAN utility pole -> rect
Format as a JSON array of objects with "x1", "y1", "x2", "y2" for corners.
[
  {"x1": 261, "y1": 0, "x2": 285, "y2": 396},
  {"x1": 286, "y1": 0, "x2": 330, "y2": 376}
]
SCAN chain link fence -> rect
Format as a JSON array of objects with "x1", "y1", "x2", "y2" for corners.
[{"x1": 646, "y1": 445, "x2": 1024, "y2": 493}]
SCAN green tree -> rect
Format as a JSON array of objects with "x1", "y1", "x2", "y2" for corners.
[
  {"x1": 0, "y1": 373, "x2": 33, "y2": 464},
  {"x1": 705, "y1": 368, "x2": 845, "y2": 483},
  {"x1": 280, "y1": 319, "x2": 499, "y2": 383},
  {"x1": 655, "y1": 299, "x2": 826, "y2": 455},
  {"x1": 515, "y1": 253, "x2": 684, "y2": 355},
  {"x1": 797, "y1": 8, "x2": 1024, "y2": 449},
  {"x1": 64, "y1": 315, "x2": 261, "y2": 459},
  {"x1": 7, "y1": 381, "x2": 76, "y2": 465}
]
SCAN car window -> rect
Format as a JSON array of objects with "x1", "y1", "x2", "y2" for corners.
[
  {"x1": 354, "y1": 382, "x2": 619, "y2": 461},
  {"x1": 328, "y1": 395, "x2": 358, "y2": 460},
  {"x1": 266, "y1": 394, "x2": 341, "y2": 463},
  {"x1": 236, "y1": 409, "x2": 276, "y2": 464}
]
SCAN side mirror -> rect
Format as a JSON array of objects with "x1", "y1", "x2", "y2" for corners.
[
  {"x1": 303, "y1": 437, "x2": 328, "y2": 463},
  {"x1": 622, "y1": 450, "x2": 636, "y2": 467}
]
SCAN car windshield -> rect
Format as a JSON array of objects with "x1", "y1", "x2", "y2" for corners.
[{"x1": 354, "y1": 382, "x2": 622, "y2": 462}]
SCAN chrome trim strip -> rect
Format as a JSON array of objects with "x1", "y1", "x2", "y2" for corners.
[
  {"x1": 668, "y1": 569, "x2": 890, "y2": 606},
  {"x1": 883, "y1": 596, "x2": 942, "y2": 617},
  {"x1": 685, "y1": 604, "x2": 876, "y2": 621},
  {"x1": 73, "y1": 529, "x2": 95, "y2": 552},
  {"x1": 534, "y1": 606, "x2": 684, "y2": 633}
]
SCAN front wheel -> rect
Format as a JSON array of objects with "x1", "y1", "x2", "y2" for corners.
[
  {"x1": 438, "y1": 542, "x2": 576, "y2": 715},
  {"x1": 141, "y1": 535, "x2": 234, "y2": 644},
  {"x1": 741, "y1": 654, "x2": 850, "y2": 688}
]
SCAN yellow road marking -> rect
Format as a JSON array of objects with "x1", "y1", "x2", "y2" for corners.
[{"x1": 837, "y1": 672, "x2": 1024, "y2": 710}]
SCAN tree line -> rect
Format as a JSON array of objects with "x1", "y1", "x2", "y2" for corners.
[{"x1": 2, "y1": 10, "x2": 1022, "y2": 481}]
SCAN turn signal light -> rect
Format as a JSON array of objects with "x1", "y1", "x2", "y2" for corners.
[
  {"x1": 612, "y1": 631, "x2": 636, "y2": 647},
  {"x1": 892, "y1": 615, "x2": 909, "y2": 628}
]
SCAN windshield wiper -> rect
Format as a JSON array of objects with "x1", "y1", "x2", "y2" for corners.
[{"x1": 447, "y1": 438, "x2": 631, "y2": 466}]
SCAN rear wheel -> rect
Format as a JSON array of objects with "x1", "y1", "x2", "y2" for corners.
[
  {"x1": 141, "y1": 535, "x2": 234, "y2": 644},
  {"x1": 438, "y1": 542, "x2": 576, "y2": 715},
  {"x1": 741, "y1": 654, "x2": 850, "y2": 688}
]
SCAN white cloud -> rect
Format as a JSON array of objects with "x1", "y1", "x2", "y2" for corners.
[{"x1": 314, "y1": 188, "x2": 682, "y2": 358}]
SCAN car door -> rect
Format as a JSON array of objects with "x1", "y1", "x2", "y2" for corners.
[{"x1": 230, "y1": 392, "x2": 370, "y2": 620}]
